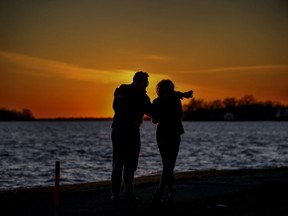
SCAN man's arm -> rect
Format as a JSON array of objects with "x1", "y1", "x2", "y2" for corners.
[{"x1": 112, "y1": 86, "x2": 126, "y2": 111}]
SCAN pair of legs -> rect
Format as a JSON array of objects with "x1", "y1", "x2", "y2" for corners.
[
  {"x1": 111, "y1": 127, "x2": 141, "y2": 199},
  {"x1": 153, "y1": 128, "x2": 180, "y2": 201}
]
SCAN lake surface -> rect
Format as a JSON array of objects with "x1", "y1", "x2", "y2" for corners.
[{"x1": 0, "y1": 121, "x2": 287, "y2": 190}]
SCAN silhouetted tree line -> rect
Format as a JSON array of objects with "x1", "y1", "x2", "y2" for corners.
[
  {"x1": 2, "y1": 95, "x2": 288, "y2": 121},
  {"x1": 182, "y1": 95, "x2": 288, "y2": 121},
  {"x1": 0, "y1": 107, "x2": 35, "y2": 121}
]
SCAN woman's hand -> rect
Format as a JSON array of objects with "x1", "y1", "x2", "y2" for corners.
[{"x1": 183, "y1": 90, "x2": 193, "y2": 98}]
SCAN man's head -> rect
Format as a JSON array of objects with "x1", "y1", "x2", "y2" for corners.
[{"x1": 132, "y1": 71, "x2": 149, "y2": 89}]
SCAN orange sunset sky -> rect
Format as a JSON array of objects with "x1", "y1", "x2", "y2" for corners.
[{"x1": 0, "y1": 0, "x2": 287, "y2": 118}]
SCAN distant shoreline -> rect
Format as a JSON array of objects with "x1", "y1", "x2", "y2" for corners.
[
  {"x1": 35, "y1": 117, "x2": 113, "y2": 121},
  {"x1": 0, "y1": 117, "x2": 113, "y2": 121},
  {"x1": 1, "y1": 118, "x2": 288, "y2": 122}
]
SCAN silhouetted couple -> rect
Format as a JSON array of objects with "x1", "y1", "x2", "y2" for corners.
[{"x1": 110, "y1": 71, "x2": 193, "y2": 203}]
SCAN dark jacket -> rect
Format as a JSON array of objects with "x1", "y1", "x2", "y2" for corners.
[
  {"x1": 152, "y1": 92, "x2": 184, "y2": 134},
  {"x1": 112, "y1": 84, "x2": 152, "y2": 129}
]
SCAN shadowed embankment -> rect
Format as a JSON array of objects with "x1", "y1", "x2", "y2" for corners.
[{"x1": 1, "y1": 167, "x2": 288, "y2": 216}]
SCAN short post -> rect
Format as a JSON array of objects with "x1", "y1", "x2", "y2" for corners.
[{"x1": 54, "y1": 160, "x2": 60, "y2": 209}]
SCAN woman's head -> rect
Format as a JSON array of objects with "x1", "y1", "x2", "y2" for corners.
[{"x1": 156, "y1": 79, "x2": 175, "y2": 96}]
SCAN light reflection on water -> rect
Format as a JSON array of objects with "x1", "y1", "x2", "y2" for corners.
[{"x1": 0, "y1": 121, "x2": 287, "y2": 190}]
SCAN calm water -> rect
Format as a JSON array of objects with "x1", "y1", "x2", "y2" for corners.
[{"x1": 0, "y1": 121, "x2": 287, "y2": 190}]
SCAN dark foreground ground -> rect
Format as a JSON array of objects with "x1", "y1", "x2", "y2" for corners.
[{"x1": 1, "y1": 167, "x2": 288, "y2": 216}]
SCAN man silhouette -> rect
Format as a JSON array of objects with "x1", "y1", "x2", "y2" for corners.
[{"x1": 110, "y1": 71, "x2": 152, "y2": 202}]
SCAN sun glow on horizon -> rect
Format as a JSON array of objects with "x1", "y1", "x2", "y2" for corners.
[
  {"x1": 1, "y1": 1, "x2": 287, "y2": 118},
  {"x1": 1, "y1": 50, "x2": 287, "y2": 118},
  {"x1": 0, "y1": 51, "x2": 173, "y2": 118}
]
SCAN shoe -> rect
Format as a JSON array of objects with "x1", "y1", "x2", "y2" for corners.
[
  {"x1": 110, "y1": 194, "x2": 121, "y2": 203},
  {"x1": 152, "y1": 189, "x2": 163, "y2": 203},
  {"x1": 124, "y1": 193, "x2": 141, "y2": 203},
  {"x1": 167, "y1": 190, "x2": 175, "y2": 202}
]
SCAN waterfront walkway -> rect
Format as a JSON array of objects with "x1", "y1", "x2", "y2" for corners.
[{"x1": 1, "y1": 167, "x2": 288, "y2": 216}]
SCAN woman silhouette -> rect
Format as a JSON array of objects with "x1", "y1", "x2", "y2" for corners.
[{"x1": 152, "y1": 79, "x2": 192, "y2": 202}]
